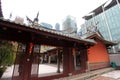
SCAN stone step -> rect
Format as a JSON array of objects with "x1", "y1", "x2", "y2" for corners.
[{"x1": 54, "y1": 67, "x2": 115, "y2": 80}]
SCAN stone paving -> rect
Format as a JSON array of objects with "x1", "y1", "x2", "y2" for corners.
[
  {"x1": 55, "y1": 68, "x2": 115, "y2": 80},
  {"x1": 93, "y1": 76, "x2": 117, "y2": 80},
  {"x1": 93, "y1": 70, "x2": 120, "y2": 80},
  {"x1": 1, "y1": 65, "x2": 120, "y2": 80},
  {"x1": 1, "y1": 64, "x2": 63, "y2": 80},
  {"x1": 38, "y1": 64, "x2": 63, "y2": 77},
  {"x1": 1, "y1": 65, "x2": 14, "y2": 80}
]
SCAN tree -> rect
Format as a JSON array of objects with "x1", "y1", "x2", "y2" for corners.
[
  {"x1": 62, "y1": 15, "x2": 77, "y2": 34},
  {"x1": 0, "y1": 41, "x2": 16, "y2": 77}
]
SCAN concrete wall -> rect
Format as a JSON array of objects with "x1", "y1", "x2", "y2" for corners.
[{"x1": 109, "y1": 54, "x2": 120, "y2": 66}]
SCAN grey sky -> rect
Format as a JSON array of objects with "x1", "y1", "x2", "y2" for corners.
[{"x1": 1, "y1": 0, "x2": 108, "y2": 27}]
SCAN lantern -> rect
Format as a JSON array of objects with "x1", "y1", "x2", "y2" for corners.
[{"x1": 29, "y1": 43, "x2": 34, "y2": 54}]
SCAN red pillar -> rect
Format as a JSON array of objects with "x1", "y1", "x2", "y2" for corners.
[
  {"x1": 80, "y1": 50, "x2": 88, "y2": 72},
  {"x1": 22, "y1": 43, "x2": 34, "y2": 80},
  {"x1": 12, "y1": 43, "x2": 33, "y2": 80},
  {"x1": 63, "y1": 47, "x2": 74, "y2": 76}
]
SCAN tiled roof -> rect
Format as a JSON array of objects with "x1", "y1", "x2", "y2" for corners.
[
  {"x1": 81, "y1": 31, "x2": 103, "y2": 39},
  {"x1": 0, "y1": 18, "x2": 96, "y2": 44},
  {"x1": 81, "y1": 31, "x2": 117, "y2": 46}
]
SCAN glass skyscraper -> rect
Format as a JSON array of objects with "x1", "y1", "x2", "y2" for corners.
[{"x1": 81, "y1": 0, "x2": 120, "y2": 52}]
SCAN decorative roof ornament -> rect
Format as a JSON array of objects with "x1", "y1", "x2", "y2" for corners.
[
  {"x1": 33, "y1": 12, "x2": 39, "y2": 26},
  {"x1": 87, "y1": 21, "x2": 99, "y2": 33},
  {"x1": 26, "y1": 12, "x2": 39, "y2": 26},
  {"x1": 26, "y1": 16, "x2": 33, "y2": 26}
]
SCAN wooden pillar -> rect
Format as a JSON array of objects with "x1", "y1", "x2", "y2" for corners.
[
  {"x1": 22, "y1": 43, "x2": 34, "y2": 80},
  {"x1": 63, "y1": 47, "x2": 74, "y2": 76},
  {"x1": 72, "y1": 48, "x2": 76, "y2": 70},
  {"x1": 81, "y1": 49, "x2": 88, "y2": 72},
  {"x1": 48, "y1": 55, "x2": 51, "y2": 64},
  {"x1": 30, "y1": 44, "x2": 41, "y2": 80},
  {"x1": 12, "y1": 43, "x2": 33, "y2": 80},
  {"x1": 85, "y1": 49, "x2": 90, "y2": 72},
  {"x1": 57, "y1": 49, "x2": 61, "y2": 73}
]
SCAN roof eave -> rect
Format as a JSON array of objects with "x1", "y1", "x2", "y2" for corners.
[{"x1": 0, "y1": 18, "x2": 95, "y2": 46}]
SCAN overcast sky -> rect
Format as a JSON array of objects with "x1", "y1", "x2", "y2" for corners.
[{"x1": 1, "y1": 0, "x2": 108, "y2": 27}]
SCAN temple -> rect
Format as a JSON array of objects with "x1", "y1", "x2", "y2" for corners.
[
  {"x1": 0, "y1": 0, "x2": 117, "y2": 80},
  {"x1": 83, "y1": 31, "x2": 117, "y2": 71}
]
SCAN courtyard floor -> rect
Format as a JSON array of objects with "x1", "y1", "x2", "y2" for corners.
[
  {"x1": 1, "y1": 65, "x2": 120, "y2": 80},
  {"x1": 93, "y1": 70, "x2": 120, "y2": 80},
  {"x1": 1, "y1": 64, "x2": 63, "y2": 80}
]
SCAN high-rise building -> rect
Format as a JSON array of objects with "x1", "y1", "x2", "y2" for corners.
[
  {"x1": 15, "y1": 16, "x2": 24, "y2": 24},
  {"x1": 81, "y1": 0, "x2": 120, "y2": 52},
  {"x1": 55, "y1": 23, "x2": 60, "y2": 30},
  {"x1": 40, "y1": 22, "x2": 53, "y2": 29}
]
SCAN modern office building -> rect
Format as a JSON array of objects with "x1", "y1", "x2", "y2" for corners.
[{"x1": 81, "y1": 0, "x2": 120, "y2": 52}]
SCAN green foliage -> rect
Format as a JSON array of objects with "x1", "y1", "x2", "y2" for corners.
[{"x1": 0, "y1": 41, "x2": 16, "y2": 68}]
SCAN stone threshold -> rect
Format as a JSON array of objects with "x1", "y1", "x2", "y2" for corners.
[{"x1": 54, "y1": 67, "x2": 115, "y2": 80}]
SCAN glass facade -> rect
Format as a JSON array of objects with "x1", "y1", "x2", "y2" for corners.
[{"x1": 82, "y1": 4, "x2": 120, "y2": 52}]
